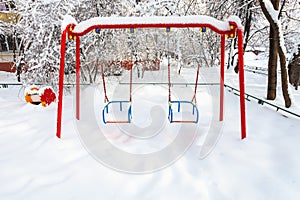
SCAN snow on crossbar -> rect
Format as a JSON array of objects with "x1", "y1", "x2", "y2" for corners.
[{"x1": 62, "y1": 15, "x2": 242, "y2": 36}]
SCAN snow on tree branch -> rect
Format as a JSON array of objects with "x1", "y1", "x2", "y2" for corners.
[
  {"x1": 262, "y1": 0, "x2": 279, "y2": 22},
  {"x1": 261, "y1": 0, "x2": 286, "y2": 54}
]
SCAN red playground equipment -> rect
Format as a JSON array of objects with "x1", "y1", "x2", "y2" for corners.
[{"x1": 57, "y1": 15, "x2": 246, "y2": 139}]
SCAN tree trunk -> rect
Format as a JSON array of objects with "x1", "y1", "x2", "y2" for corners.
[
  {"x1": 243, "y1": 2, "x2": 253, "y2": 51},
  {"x1": 278, "y1": 45, "x2": 292, "y2": 107},
  {"x1": 267, "y1": 27, "x2": 278, "y2": 100},
  {"x1": 260, "y1": 0, "x2": 291, "y2": 108}
]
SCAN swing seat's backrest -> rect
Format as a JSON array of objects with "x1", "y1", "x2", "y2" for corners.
[
  {"x1": 102, "y1": 100, "x2": 132, "y2": 124},
  {"x1": 168, "y1": 100, "x2": 199, "y2": 123}
]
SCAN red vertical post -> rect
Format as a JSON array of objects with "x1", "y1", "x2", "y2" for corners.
[
  {"x1": 167, "y1": 33, "x2": 171, "y2": 102},
  {"x1": 56, "y1": 29, "x2": 67, "y2": 138},
  {"x1": 129, "y1": 61, "x2": 133, "y2": 102},
  {"x1": 238, "y1": 28, "x2": 246, "y2": 139},
  {"x1": 76, "y1": 36, "x2": 80, "y2": 120},
  {"x1": 220, "y1": 34, "x2": 225, "y2": 121}
]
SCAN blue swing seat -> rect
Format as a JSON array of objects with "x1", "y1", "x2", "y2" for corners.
[
  {"x1": 168, "y1": 100, "x2": 199, "y2": 123},
  {"x1": 102, "y1": 100, "x2": 132, "y2": 124}
]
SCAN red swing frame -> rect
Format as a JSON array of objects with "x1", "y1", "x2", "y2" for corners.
[{"x1": 57, "y1": 15, "x2": 246, "y2": 139}]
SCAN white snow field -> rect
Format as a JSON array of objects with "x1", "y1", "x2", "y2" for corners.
[{"x1": 0, "y1": 54, "x2": 300, "y2": 200}]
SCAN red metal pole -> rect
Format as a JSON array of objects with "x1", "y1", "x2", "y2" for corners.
[
  {"x1": 167, "y1": 34, "x2": 171, "y2": 102},
  {"x1": 220, "y1": 34, "x2": 225, "y2": 121},
  {"x1": 56, "y1": 29, "x2": 67, "y2": 138},
  {"x1": 238, "y1": 29, "x2": 246, "y2": 139},
  {"x1": 101, "y1": 64, "x2": 109, "y2": 103},
  {"x1": 76, "y1": 37, "x2": 80, "y2": 120},
  {"x1": 129, "y1": 61, "x2": 133, "y2": 102},
  {"x1": 191, "y1": 63, "x2": 200, "y2": 104}
]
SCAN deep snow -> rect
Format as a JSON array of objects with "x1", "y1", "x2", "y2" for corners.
[{"x1": 0, "y1": 53, "x2": 300, "y2": 199}]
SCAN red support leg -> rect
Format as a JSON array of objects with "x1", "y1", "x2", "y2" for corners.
[
  {"x1": 238, "y1": 29, "x2": 246, "y2": 139},
  {"x1": 168, "y1": 62, "x2": 171, "y2": 102},
  {"x1": 129, "y1": 60, "x2": 133, "y2": 102},
  {"x1": 220, "y1": 34, "x2": 225, "y2": 121},
  {"x1": 76, "y1": 37, "x2": 80, "y2": 120},
  {"x1": 56, "y1": 30, "x2": 67, "y2": 138}
]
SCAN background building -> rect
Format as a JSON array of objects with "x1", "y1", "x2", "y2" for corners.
[{"x1": 0, "y1": 0, "x2": 20, "y2": 73}]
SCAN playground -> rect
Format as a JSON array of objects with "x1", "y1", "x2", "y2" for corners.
[{"x1": 0, "y1": 14, "x2": 300, "y2": 199}]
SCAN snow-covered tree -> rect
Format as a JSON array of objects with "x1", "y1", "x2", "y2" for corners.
[
  {"x1": 259, "y1": 0, "x2": 292, "y2": 108},
  {"x1": 15, "y1": 0, "x2": 78, "y2": 85},
  {"x1": 12, "y1": 0, "x2": 299, "y2": 102}
]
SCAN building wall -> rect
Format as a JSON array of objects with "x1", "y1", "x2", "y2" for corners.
[
  {"x1": 0, "y1": 52, "x2": 16, "y2": 72},
  {"x1": 0, "y1": 1, "x2": 19, "y2": 73},
  {"x1": 0, "y1": 62, "x2": 15, "y2": 72}
]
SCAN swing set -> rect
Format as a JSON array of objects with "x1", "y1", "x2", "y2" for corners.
[
  {"x1": 101, "y1": 26, "x2": 199, "y2": 124},
  {"x1": 165, "y1": 27, "x2": 202, "y2": 123},
  {"x1": 57, "y1": 15, "x2": 246, "y2": 139},
  {"x1": 100, "y1": 61, "x2": 133, "y2": 124},
  {"x1": 99, "y1": 27, "x2": 135, "y2": 124}
]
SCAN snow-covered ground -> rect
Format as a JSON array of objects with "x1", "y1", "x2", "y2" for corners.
[
  {"x1": 226, "y1": 52, "x2": 300, "y2": 115},
  {"x1": 0, "y1": 54, "x2": 300, "y2": 199}
]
